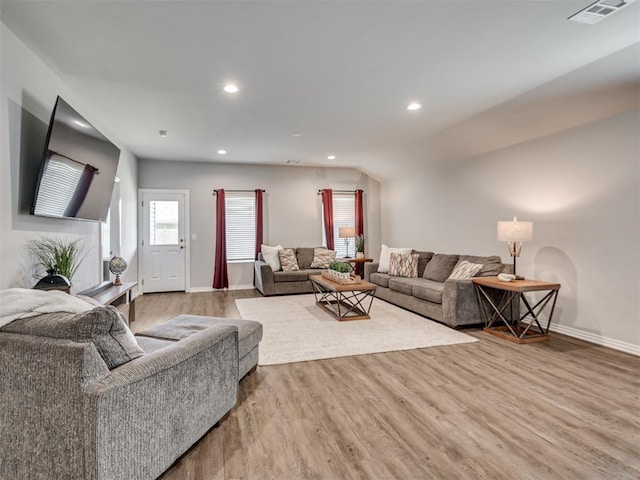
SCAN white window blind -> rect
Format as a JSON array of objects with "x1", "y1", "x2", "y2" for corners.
[
  {"x1": 322, "y1": 194, "x2": 355, "y2": 258},
  {"x1": 226, "y1": 192, "x2": 256, "y2": 261}
]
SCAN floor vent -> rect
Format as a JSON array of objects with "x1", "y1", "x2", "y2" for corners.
[{"x1": 568, "y1": 0, "x2": 637, "y2": 24}]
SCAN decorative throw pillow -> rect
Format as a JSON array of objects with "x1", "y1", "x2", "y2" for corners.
[
  {"x1": 458, "y1": 255, "x2": 504, "y2": 277},
  {"x1": 278, "y1": 248, "x2": 300, "y2": 272},
  {"x1": 1, "y1": 306, "x2": 144, "y2": 370},
  {"x1": 261, "y1": 244, "x2": 283, "y2": 271},
  {"x1": 310, "y1": 247, "x2": 336, "y2": 268},
  {"x1": 448, "y1": 260, "x2": 483, "y2": 280},
  {"x1": 378, "y1": 244, "x2": 413, "y2": 273},
  {"x1": 423, "y1": 254, "x2": 460, "y2": 282},
  {"x1": 389, "y1": 253, "x2": 419, "y2": 278}
]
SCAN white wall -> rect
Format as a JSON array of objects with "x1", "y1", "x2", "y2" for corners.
[
  {"x1": 138, "y1": 160, "x2": 381, "y2": 290},
  {"x1": 382, "y1": 109, "x2": 639, "y2": 353},
  {"x1": 0, "y1": 23, "x2": 138, "y2": 292}
]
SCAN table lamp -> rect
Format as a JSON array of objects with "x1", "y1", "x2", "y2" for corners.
[
  {"x1": 338, "y1": 226, "x2": 355, "y2": 258},
  {"x1": 497, "y1": 216, "x2": 533, "y2": 278}
]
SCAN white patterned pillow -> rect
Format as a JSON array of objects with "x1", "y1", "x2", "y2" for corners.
[
  {"x1": 278, "y1": 248, "x2": 300, "y2": 272},
  {"x1": 389, "y1": 253, "x2": 419, "y2": 278},
  {"x1": 261, "y1": 244, "x2": 283, "y2": 271},
  {"x1": 310, "y1": 248, "x2": 336, "y2": 268},
  {"x1": 378, "y1": 244, "x2": 413, "y2": 273},
  {"x1": 448, "y1": 260, "x2": 483, "y2": 280}
]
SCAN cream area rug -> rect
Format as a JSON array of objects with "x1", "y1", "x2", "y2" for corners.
[{"x1": 235, "y1": 294, "x2": 478, "y2": 365}]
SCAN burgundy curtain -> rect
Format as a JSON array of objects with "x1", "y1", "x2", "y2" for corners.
[
  {"x1": 213, "y1": 189, "x2": 228, "y2": 289},
  {"x1": 255, "y1": 189, "x2": 263, "y2": 260},
  {"x1": 321, "y1": 189, "x2": 334, "y2": 250},
  {"x1": 355, "y1": 189, "x2": 364, "y2": 240}
]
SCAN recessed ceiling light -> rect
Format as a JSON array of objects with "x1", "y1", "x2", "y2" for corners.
[
  {"x1": 407, "y1": 103, "x2": 422, "y2": 111},
  {"x1": 158, "y1": 130, "x2": 168, "y2": 137},
  {"x1": 217, "y1": 149, "x2": 227, "y2": 155},
  {"x1": 327, "y1": 155, "x2": 336, "y2": 160},
  {"x1": 223, "y1": 83, "x2": 239, "y2": 93},
  {"x1": 291, "y1": 132, "x2": 303, "y2": 137}
]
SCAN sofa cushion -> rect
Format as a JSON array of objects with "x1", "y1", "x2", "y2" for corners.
[
  {"x1": 458, "y1": 255, "x2": 504, "y2": 277},
  {"x1": 449, "y1": 260, "x2": 483, "y2": 280},
  {"x1": 296, "y1": 247, "x2": 317, "y2": 269},
  {"x1": 378, "y1": 244, "x2": 413, "y2": 273},
  {"x1": 261, "y1": 244, "x2": 284, "y2": 271},
  {"x1": 279, "y1": 248, "x2": 300, "y2": 272},
  {"x1": 413, "y1": 250, "x2": 434, "y2": 277},
  {"x1": 412, "y1": 279, "x2": 445, "y2": 304},
  {"x1": 1, "y1": 306, "x2": 144, "y2": 369},
  {"x1": 369, "y1": 272, "x2": 391, "y2": 288},
  {"x1": 389, "y1": 253, "x2": 419, "y2": 278},
  {"x1": 423, "y1": 254, "x2": 460, "y2": 282},
  {"x1": 137, "y1": 314, "x2": 263, "y2": 360},
  {"x1": 310, "y1": 247, "x2": 336, "y2": 268},
  {"x1": 388, "y1": 277, "x2": 428, "y2": 296},
  {"x1": 273, "y1": 271, "x2": 310, "y2": 282}
]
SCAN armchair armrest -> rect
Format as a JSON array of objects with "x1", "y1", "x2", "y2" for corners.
[
  {"x1": 364, "y1": 262, "x2": 379, "y2": 282},
  {"x1": 85, "y1": 325, "x2": 239, "y2": 479}
]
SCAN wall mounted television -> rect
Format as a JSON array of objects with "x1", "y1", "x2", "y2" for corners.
[{"x1": 31, "y1": 96, "x2": 120, "y2": 222}]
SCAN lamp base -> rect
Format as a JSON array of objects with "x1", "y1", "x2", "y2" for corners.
[{"x1": 515, "y1": 275, "x2": 525, "y2": 280}]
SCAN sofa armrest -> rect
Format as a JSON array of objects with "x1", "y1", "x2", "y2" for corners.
[
  {"x1": 254, "y1": 260, "x2": 275, "y2": 295},
  {"x1": 364, "y1": 262, "x2": 379, "y2": 282},
  {"x1": 442, "y1": 279, "x2": 482, "y2": 327},
  {"x1": 85, "y1": 325, "x2": 239, "y2": 479}
]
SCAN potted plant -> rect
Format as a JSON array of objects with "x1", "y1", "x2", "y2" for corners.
[
  {"x1": 27, "y1": 236, "x2": 87, "y2": 285},
  {"x1": 355, "y1": 234, "x2": 365, "y2": 258},
  {"x1": 326, "y1": 260, "x2": 353, "y2": 282}
]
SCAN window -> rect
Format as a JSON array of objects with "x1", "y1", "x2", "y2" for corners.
[
  {"x1": 149, "y1": 200, "x2": 179, "y2": 245},
  {"x1": 323, "y1": 194, "x2": 355, "y2": 258},
  {"x1": 226, "y1": 192, "x2": 256, "y2": 261}
]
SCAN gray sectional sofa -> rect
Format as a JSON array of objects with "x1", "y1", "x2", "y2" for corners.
[
  {"x1": 254, "y1": 247, "x2": 325, "y2": 296},
  {"x1": 0, "y1": 297, "x2": 262, "y2": 480},
  {"x1": 364, "y1": 251, "x2": 513, "y2": 328}
]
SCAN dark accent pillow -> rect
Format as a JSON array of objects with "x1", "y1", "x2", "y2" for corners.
[
  {"x1": 412, "y1": 250, "x2": 434, "y2": 277},
  {"x1": 423, "y1": 254, "x2": 460, "y2": 282},
  {"x1": 1, "y1": 306, "x2": 144, "y2": 369},
  {"x1": 458, "y1": 255, "x2": 504, "y2": 277},
  {"x1": 295, "y1": 247, "x2": 317, "y2": 269}
]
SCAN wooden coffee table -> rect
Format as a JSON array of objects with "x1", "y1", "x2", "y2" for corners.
[{"x1": 309, "y1": 275, "x2": 377, "y2": 321}]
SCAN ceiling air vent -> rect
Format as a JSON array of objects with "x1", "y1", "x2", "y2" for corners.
[
  {"x1": 568, "y1": 0, "x2": 637, "y2": 24},
  {"x1": 285, "y1": 159, "x2": 302, "y2": 165}
]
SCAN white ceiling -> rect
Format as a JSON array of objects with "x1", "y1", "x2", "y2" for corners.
[{"x1": 2, "y1": 0, "x2": 639, "y2": 179}]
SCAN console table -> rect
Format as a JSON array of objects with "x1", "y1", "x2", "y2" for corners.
[
  {"x1": 81, "y1": 281, "x2": 137, "y2": 325},
  {"x1": 473, "y1": 277, "x2": 560, "y2": 344}
]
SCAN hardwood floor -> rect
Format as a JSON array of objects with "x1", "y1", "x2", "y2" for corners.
[{"x1": 134, "y1": 291, "x2": 640, "y2": 480}]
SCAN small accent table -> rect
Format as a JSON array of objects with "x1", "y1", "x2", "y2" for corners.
[
  {"x1": 473, "y1": 277, "x2": 560, "y2": 344},
  {"x1": 338, "y1": 257, "x2": 373, "y2": 275},
  {"x1": 309, "y1": 274, "x2": 377, "y2": 321}
]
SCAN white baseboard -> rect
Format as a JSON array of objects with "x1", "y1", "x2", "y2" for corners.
[
  {"x1": 547, "y1": 323, "x2": 639, "y2": 356},
  {"x1": 189, "y1": 285, "x2": 255, "y2": 293}
]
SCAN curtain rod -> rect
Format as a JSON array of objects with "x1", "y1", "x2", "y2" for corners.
[
  {"x1": 212, "y1": 189, "x2": 265, "y2": 195},
  {"x1": 317, "y1": 189, "x2": 363, "y2": 195}
]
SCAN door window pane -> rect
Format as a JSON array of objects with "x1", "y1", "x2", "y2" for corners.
[{"x1": 150, "y1": 200, "x2": 179, "y2": 245}]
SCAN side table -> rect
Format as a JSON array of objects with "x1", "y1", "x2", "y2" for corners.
[
  {"x1": 472, "y1": 277, "x2": 560, "y2": 344},
  {"x1": 80, "y1": 281, "x2": 138, "y2": 325},
  {"x1": 338, "y1": 257, "x2": 373, "y2": 275}
]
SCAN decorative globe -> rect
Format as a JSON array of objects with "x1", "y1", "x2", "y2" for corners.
[{"x1": 109, "y1": 256, "x2": 128, "y2": 285}]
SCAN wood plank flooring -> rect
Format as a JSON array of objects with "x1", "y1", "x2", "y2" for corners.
[{"x1": 133, "y1": 291, "x2": 640, "y2": 480}]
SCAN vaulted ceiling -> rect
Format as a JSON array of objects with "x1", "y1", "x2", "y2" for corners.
[{"x1": 2, "y1": 1, "x2": 639, "y2": 179}]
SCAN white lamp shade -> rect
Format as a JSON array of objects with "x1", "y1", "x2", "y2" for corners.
[
  {"x1": 497, "y1": 217, "x2": 533, "y2": 242},
  {"x1": 338, "y1": 226, "x2": 355, "y2": 238}
]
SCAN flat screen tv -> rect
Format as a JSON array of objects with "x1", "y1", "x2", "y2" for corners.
[{"x1": 31, "y1": 96, "x2": 120, "y2": 222}]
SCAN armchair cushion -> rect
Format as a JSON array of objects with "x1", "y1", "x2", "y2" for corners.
[
  {"x1": 261, "y1": 244, "x2": 283, "y2": 271},
  {"x1": 1, "y1": 306, "x2": 144, "y2": 369},
  {"x1": 278, "y1": 248, "x2": 300, "y2": 272}
]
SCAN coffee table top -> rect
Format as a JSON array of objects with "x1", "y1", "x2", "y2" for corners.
[{"x1": 309, "y1": 274, "x2": 377, "y2": 292}]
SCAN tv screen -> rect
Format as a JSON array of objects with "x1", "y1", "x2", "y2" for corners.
[{"x1": 31, "y1": 96, "x2": 120, "y2": 222}]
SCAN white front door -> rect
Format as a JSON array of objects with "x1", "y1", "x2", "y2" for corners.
[{"x1": 141, "y1": 191, "x2": 187, "y2": 293}]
